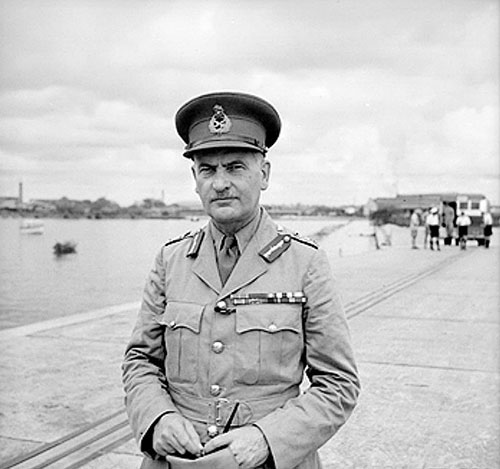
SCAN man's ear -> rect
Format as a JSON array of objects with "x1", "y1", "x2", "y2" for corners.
[{"x1": 260, "y1": 159, "x2": 271, "y2": 191}]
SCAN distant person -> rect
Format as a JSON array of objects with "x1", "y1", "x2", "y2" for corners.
[
  {"x1": 379, "y1": 223, "x2": 393, "y2": 246},
  {"x1": 422, "y1": 208, "x2": 430, "y2": 248},
  {"x1": 482, "y1": 210, "x2": 493, "y2": 248},
  {"x1": 456, "y1": 211, "x2": 472, "y2": 250},
  {"x1": 409, "y1": 209, "x2": 420, "y2": 249},
  {"x1": 442, "y1": 202, "x2": 455, "y2": 246},
  {"x1": 122, "y1": 91, "x2": 360, "y2": 469},
  {"x1": 426, "y1": 207, "x2": 441, "y2": 251}
]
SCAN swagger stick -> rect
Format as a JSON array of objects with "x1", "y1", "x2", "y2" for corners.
[{"x1": 222, "y1": 401, "x2": 240, "y2": 433}]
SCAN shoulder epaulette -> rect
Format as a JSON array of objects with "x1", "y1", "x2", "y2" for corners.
[
  {"x1": 276, "y1": 225, "x2": 319, "y2": 250},
  {"x1": 163, "y1": 228, "x2": 205, "y2": 259},
  {"x1": 289, "y1": 233, "x2": 319, "y2": 249},
  {"x1": 163, "y1": 231, "x2": 193, "y2": 248}
]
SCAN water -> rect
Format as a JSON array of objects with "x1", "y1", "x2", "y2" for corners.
[{"x1": 0, "y1": 216, "x2": 361, "y2": 330}]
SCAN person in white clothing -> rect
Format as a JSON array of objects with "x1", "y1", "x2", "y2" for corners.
[
  {"x1": 409, "y1": 210, "x2": 420, "y2": 249},
  {"x1": 426, "y1": 207, "x2": 441, "y2": 251},
  {"x1": 482, "y1": 211, "x2": 493, "y2": 248},
  {"x1": 456, "y1": 211, "x2": 472, "y2": 250}
]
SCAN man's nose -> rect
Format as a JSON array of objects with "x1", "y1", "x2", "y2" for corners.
[{"x1": 212, "y1": 170, "x2": 230, "y2": 191}]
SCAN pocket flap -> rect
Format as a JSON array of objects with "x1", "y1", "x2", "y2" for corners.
[
  {"x1": 158, "y1": 301, "x2": 204, "y2": 333},
  {"x1": 236, "y1": 305, "x2": 301, "y2": 334}
]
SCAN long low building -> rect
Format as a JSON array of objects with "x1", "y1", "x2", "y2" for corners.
[
  {"x1": 365, "y1": 192, "x2": 499, "y2": 227},
  {"x1": 367, "y1": 192, "x2": 487, "y2": 212}
]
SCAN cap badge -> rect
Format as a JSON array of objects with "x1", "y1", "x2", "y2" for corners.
[{"x1": 208, "y1": 104, "x2": 232, "y2": 134}]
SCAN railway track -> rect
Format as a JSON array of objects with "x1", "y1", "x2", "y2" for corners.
[
  {"x1": 344, "y1": 250, "x2": 466, "y2": 319},
  {"x1": 1, "y1": 250, "x2": 466, "y2": 469},
  {"x1": 1, "y1": 411, "x2": 131, "y2": 469}
]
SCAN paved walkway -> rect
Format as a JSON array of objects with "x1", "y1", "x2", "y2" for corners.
[{"x1": 0, "y1": 227, "x2": 498, "y2": 469}]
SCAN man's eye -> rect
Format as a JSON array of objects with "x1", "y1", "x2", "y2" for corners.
[
  {"x1": 199, "y1": 166, "x2": 214, "y2": 175},
  {"x1": 228, "y1": 164, "x2": 245, "y2": 172}
]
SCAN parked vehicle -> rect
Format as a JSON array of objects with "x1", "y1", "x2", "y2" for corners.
[{"x1": 440, "y1": 193, "x2": 489, "y2": 246}]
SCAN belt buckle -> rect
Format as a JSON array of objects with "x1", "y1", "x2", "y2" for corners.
[
  {"x1": 215, "y1": 398, "x2": 230, "y2": 426},
  {"x1": 206, "y1": 398, "x2": 229, "y2": 438}
]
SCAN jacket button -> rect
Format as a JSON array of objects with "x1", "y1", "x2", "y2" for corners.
[
  {"x1": 212, "y1": 341, "x2": 225, "y2": 354},
  {"x1": 210, "y1": 384, "x2": 221, "y2": 396},
  {"x1": 268, "y1": 323, "x2": 278, "y2": 333},
  {"x1": 215, "y1": 300, "x2": 227, "y2": 313},
  {"x1": 207, "y1": 425, "x2": 219, "y2": 438}
]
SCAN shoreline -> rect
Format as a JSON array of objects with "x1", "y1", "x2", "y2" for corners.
[{"x1": 0, "y1": 211, "x2": 363, "y2": 221}]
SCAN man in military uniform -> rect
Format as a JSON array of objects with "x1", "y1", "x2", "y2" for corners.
[{"x1": 122, "y1": 92, "x2": 360, "y2": 469}]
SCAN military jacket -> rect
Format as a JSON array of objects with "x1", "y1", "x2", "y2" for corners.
[{"x1": 122, "y1": 209, "x2": 360, "y2": 469}]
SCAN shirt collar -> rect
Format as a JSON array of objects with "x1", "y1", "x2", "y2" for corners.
[{"x1": 209, "y1": 207, "x2": 263, "y2": 253}]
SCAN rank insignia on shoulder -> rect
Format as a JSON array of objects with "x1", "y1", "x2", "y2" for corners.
[
  {"x1": 230, "y1": 291, "x2": 307, "y2": 305},
  {"x1": 186, "y1": 229, "x2": 205, "y2": 258},
  {"x1": 289, "y1": 233, "x2": 318, "y2": 249},
  {"x1": 259, "y1": 233, "x2": 292, "y2": 263},
  {"x1": 163, "y1": 229, "x2": 205, "y2": 259},
  {"x1": 164, "y1": 231, "x2": 192, "y2": 247}
]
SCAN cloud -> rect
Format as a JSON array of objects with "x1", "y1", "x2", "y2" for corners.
[
  {"x1": 0, "y1": 0, "x2": 498, "y2": 205},
  {"x1": 0, "y1": 88, "x2": 170, "y2": 153},
  {"x1": 403, "y1": 105, "x2": 499, "y2": 175}
]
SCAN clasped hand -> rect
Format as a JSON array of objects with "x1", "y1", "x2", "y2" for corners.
[{"x1": 152, "y1": 413, "x2": 269, "y2": 468}]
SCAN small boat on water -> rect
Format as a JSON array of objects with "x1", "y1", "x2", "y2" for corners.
[
  {"x1": 53, "y1": 241, "x2": 77, "y2": 256},
  {"x1": 20, "y1": 219, "x2": 45, "y2": 235}
]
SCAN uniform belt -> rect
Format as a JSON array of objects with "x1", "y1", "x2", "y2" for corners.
[{"x1": 169, "y1": 387, "x2": 299, "y2": 429}]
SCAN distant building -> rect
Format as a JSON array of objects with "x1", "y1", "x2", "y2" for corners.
[
  {"x1": 366, "y1": 192, "x2": 489, "y2": 214},
  {"x1": 0, "y1": 197, "x2": 19, "y2": 210},
  {"x1": 366, "y1": 192, "x2": 495, "y2": 233},
  {"x1": 30, "y1": 199, "x2": 58, "y2": 213},
  {"x1": 266, "y1": 207, "x2": 303, "y2": 217},
  {"x1": 0, "y1": 181, "x2": 25, "y2": 210},
  {"x1": 165, "y1": 201, "x2": 204, "y2": 218}
]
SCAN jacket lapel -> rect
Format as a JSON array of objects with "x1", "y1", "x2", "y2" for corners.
[
  {"x1": 190, "y1": 211, "x2": 280, "y2": 298},
  {"x1": 220, "y1": 210, "x2": 278, "y2": 299},
  {"x1": 191, "y1": 226, "x2": 222, "y2": 294}
]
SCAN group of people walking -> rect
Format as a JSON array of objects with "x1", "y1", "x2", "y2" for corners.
[{"x1": 410, "y1": 205, "x2": 493, "y2": 251}]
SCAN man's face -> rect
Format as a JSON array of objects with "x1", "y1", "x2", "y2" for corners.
[{"x1": 191, "y1": 150, "x2": 270, "y2": 232}]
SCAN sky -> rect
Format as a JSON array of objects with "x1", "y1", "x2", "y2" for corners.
[{"x1": 0, "y1": 0, "x2": 498, "y2": 207}]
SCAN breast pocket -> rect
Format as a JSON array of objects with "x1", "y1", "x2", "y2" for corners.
[
  {"x1": 234, "y1": 305, "x2": 303, "y2": 385},
  {"x1": 157, "y1": 301, "x2": 204, "y2": 384}
]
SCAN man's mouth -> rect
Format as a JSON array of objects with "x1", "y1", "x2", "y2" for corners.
[{"x1": 212, "y1": 196, "x2": 236, "y2": 202}]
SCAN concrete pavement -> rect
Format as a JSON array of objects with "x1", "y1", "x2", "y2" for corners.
[
  {"x1": 321, "y1": 245, "x2": 499, "y2": 469},
  {"x1": 0, "y1": 225, "x2": 498, "y2": 468}
]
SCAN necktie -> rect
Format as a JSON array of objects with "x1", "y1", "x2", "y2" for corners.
[{"x1": 218, "y1": 235, "x2": 240, "y2": 285}]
